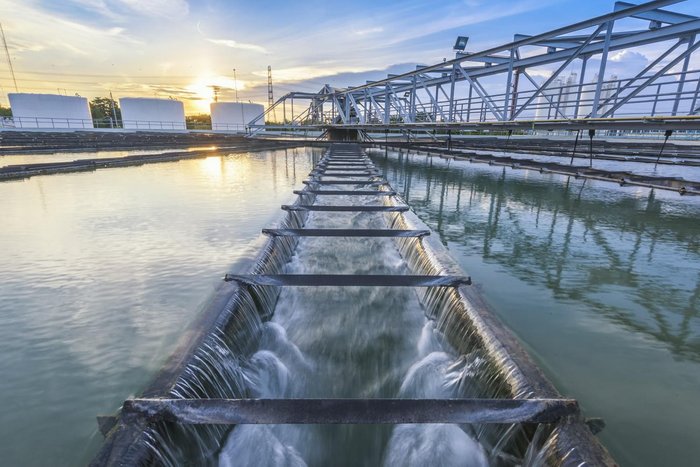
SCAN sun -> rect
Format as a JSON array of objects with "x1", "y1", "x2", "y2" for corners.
[{"x1": 185, "y1": 74, "x2": 243, "y2": 114}]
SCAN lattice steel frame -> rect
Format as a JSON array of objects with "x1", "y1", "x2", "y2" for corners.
[{"x1": 250, "y1": 0, "x2": 700, "y2": 133}]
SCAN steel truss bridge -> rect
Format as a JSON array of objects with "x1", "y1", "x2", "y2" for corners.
[{"x1": 251, "y1": 0, "x2": 700, "y2": 136}]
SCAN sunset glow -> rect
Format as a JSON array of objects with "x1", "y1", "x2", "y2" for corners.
[{"x1": 185, "y1": 75, "x2": 244, "y2": 113}]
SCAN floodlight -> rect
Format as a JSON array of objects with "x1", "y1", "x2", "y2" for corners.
[{"x1": 453, "y1": 36, "x2": 469, "y2": 51}]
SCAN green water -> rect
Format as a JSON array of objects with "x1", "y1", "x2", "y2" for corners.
[
  {"x1": 371, "y1": 148, "x2": 700, "y2": 466},
  {"x1": 0, "y1": 148, "x2": 318, "y2": 466},
  {"x1": 1, "y1": 144, "x2": 698, "y2": 466}
]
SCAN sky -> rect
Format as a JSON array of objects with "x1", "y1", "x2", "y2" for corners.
[{"x1": 0, "y1": 0, "x2": 699, "y2": 114}]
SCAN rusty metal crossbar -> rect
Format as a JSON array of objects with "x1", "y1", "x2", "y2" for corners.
[
  {"x1": 223, "y1": 274, "x2": 471, "y2": 287},
  {"x1": 303, "y1": 180, "x2": 388, "y2": 185},
  {"x1": 121, "y1": 398, "x2": 579, "y2": 425},
  {"x1": 262, "y1": 228, "x2": 429, "y2": 237},
  {"x1": 318, "y1": 167, "x2": 374, "y2": 171},
  {"x1": 322, "y1": 160, "x2": 369, "y2": 164},
  {"x1": 282, "y1": 205, "x2": 408, "y2": 212},
  {"x1": 294, "y1": 190, "x2": 396, "y2": 196},
  {"x1": 317, "y1": 166, "x2": 374, "y2": 171},
  {"x1": 312, "y1": 172, "x2": 380, "y2": 177}
]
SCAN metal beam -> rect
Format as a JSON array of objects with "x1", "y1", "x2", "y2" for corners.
[
  {"x1": 600, "y1": 38, "x2": 700, "y2": 117},
  {"x1": 281, "y1": 205, "x2": 408, "y2": 212},
  {"x1": 250, "y1": 0, "x2": 700, "y2": 131},
  {"x1": 122, "y1": 398, "x2": 579, "y2": 425},
  {"x1": 223, "y1": 274, "x2": 471, "y2": 287},
  {"x1": 262, "y1": 228, "x2": 429, "y2": 237},
  {"x1": 333, "y1": 0, "x2": 683, "y2": 94},
  {"x1": 614, "y1": 1, "x2": 697, "y2": 24}
]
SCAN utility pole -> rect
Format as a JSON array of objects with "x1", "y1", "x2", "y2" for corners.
[
  {"x1": 232, "y1": 68, "x2": 239, "y2": 101},
  {"x1": 0, "y1": 23, "x2": 18, "y2": 92}
]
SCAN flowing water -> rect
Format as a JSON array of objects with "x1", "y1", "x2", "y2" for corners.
[
  {"x1": 370, "y1": 148, "x2": 700, "y2": 467},
  {"x1": 3, "y1": 143, "x2": 699, "y2": 466},
  {"x1": 147, "y1": 150, "x2": 503, "y2": 466}
]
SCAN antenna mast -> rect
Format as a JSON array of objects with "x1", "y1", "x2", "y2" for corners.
[
  {"x1": 0, "y1": 23, "x2": 18, "y2": 92},
  {"x1": 267, "y1": 65, "x2": 274, "y2": 109}
]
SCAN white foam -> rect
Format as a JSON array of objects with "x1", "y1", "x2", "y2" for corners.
[
  {"x1": 219, "y1": 425, "x2": 307, "y2": 467},
  {"x1": 399, "y1": 351, "x2": 454, "y2": 398},
  {"x1": 245, "y1": 350, "x2": 289, "y2": 398},
  {"x1": 384, "y1": 424, "x2": 488, "y2": 467}
]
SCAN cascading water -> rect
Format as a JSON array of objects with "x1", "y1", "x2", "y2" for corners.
[
  {"x1": 124, "y1": 144, "x2": 613, "y2": 467},
  {"x1": 221, "y1": 189, "x2": 437, "y2": 465}
]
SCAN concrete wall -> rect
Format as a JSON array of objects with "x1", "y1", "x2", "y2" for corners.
[
  {"x1": 210, "y1": 102, "x2": 264, "y2": 131},
  {"x1": 8, "y1": 93, "x2": 93, "y2": 129},
  {"x1": 119, "y1": 98, "x2": 186, "y2": 130}
]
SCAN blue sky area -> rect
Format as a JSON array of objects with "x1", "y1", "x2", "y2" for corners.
[{"x1": 0, "y1": 0, "x2": 698, "y2": 112}]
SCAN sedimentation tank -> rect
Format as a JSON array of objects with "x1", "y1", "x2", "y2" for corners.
[
  {"x1": 119, "y1": 98, "x2": 186, "y2": 130},
  {"x1": 7, "y1": 93, "x2": 93, "y2": 129},
  {"x1": 210, "y1": 102, "x2": 265, "y2": 131},
  {"x1": 92, "y1": 143, "x2": 614, "y2": 466}
]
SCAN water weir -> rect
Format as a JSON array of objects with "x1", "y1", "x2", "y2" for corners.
[{"x1": 92, "y1": 143, "x2": 614, "y2": 466}]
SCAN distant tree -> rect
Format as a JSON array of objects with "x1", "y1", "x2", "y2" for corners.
[
  {"x1": 186, "y1": 114, "x2": 211, "y2": 130},
  {"x1": 0, "y1": 104, "x2": 11, "y2": 117},
  {"x1": 90, "y1": 97, "x2": 121, "y2": 127}
]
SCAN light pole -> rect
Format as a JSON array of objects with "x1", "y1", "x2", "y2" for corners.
[{"x1": 233, "y1": 68, "x2": 239, "y2": 102}]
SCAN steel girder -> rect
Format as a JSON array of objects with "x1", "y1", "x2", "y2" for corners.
[{"x1": 249, "y1": 0, "x2": 700, "y2": 132}]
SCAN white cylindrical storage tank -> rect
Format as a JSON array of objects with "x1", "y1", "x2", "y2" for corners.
[
  {"x1": 210, "y1": 102, "x2": 265, "y2": 131},
  {"x1": 8, "y1": 93, "x2": 93, "y2": 129},
  {"x1": 119, "y1": 97, "x2": 186, "y2": 130}
]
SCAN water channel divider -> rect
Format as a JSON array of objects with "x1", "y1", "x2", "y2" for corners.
[
  {"x1": 302, "y1": 180, "x2": 388, "y2": 185},
  {"x1": 281, "y1": 205, "x2": 409, "y2": 212},
  {"x1": 223, "y1": 274, "x2": 472, "y2": 287},
  {"x1": 262, "y1": 228, "x2": 429, "y2": 237},
  {"x1": 293, "y1": 189, "x2": 397, "y2": 195}
]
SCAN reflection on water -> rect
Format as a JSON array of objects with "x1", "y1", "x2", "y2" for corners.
[
  {"x1": 0, "y1": 148, "x2": 190, "y2": 167},
  {"x1": 0, "y1": 148, "x2": 319, "y2": 466},
  {"x1": 371, "y1": 148, "x2": 700, "y2": 467}
]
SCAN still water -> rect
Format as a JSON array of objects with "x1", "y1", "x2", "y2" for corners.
[
  {"x1": 0, "y1": 148, "x2": 318, "y2": 466},
  {"x1": 0, "y1": 148, "x2": 209, "y2": 168},
  {"x1": 370, "y1": 148, "x2": 700, "y2": 466}
]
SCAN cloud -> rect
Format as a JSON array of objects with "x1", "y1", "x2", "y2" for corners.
[
  {"x1": 116, "y1": 0, "x2": 189, "y2": 19},
  {"x1": 253, "y1": 66, "x2": 344, "y2": 82},
  {"x1": 60, "y1": 42, "x2": 90, "y2": 56},
  {"x1": 196, "y1": 21, "x2": 269, "y2": 54},
  {"x1": 364, "y1": 0, "x2": 557, "y2": 47},
  {"x1": 610, "y1": 50, "x2": 648, "y2": 64},
  {"x1": 5, "y1": 38, "x2": 46, "y2": 53},
  {"x1": 353, "y1": 27, "x2": 384, "y2": 36},
  {"x1": 206, "y1": 38, "x2": 269, "y2": 54}
]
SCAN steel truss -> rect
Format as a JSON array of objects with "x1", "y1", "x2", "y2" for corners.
[{"x1": 250, "y1": 0, "x2": 700, "y2": 134}]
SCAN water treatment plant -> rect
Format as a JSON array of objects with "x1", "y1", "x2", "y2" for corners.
[{"x1": 1, "y1": 0, "x2": 699, "y2": 466}]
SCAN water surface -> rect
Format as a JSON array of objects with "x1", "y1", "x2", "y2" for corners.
[
  {"x1": 3, "y1": 143, "x2": 699, "y2": 466},
  {"x1": 0, "y1": 148, "x2": 318, "y2": 466},
  {"x1": 371, "y1": 148, "x2": 700, "y2": 466}
]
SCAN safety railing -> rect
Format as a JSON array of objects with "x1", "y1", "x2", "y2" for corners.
[{"x1": 0, "y1": 117, "x2": 252, "y2": 132}]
